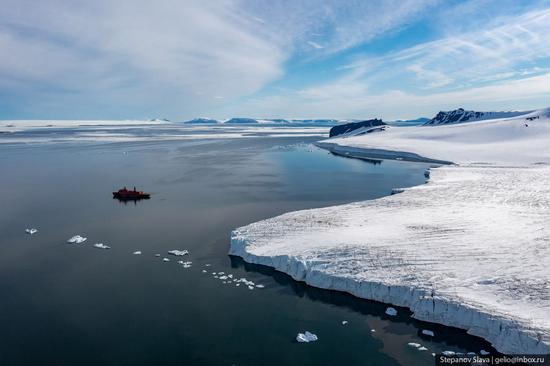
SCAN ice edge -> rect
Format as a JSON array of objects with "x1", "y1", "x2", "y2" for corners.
[{"x1": 229, "y1": 225, "x2": 548, "y2": 355}]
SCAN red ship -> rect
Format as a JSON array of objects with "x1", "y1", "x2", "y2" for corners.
[{"x1": 113, "y1": 187, "x2": 150, "y2": 200}]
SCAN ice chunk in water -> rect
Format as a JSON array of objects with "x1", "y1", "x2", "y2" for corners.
[
  {"x1": 418, "y1": 346, "x2": 428, "y2": 351},
  {"x1": 67, "y1": 235, "x2": 87, "y2": 244},
  {"x1": 133, "y1": 251, "x2": 142, "y2": 255},
  {"x1": 442, "y1": 351, "x2": 456, "y2": 356},
  {"x1": 168, "y1": 249, "x2": 189, "y2": 256},
  {"x1": 408, "y1": 343, "x2": 421, "y2": 348},
  {"x1": 480, "y1": 350, "x2": 490, "y2": 355},
  {"x1": 93, "y1": 243, "x2": 110, "y2": 249},
  {"x1": 422, "y1": 330, "x2": 435, "y2": 337},
  {"x1": 163, "y1": 258, "x2": 170, "y2": 262},
  {"x1": 296, "y1": 331, "x2": 318, "y2": 343},
  {"x1": 385, "y1": 307, "x2": 397, "y2": 316},
  {"x1": 341, "y1": 321, "x2": 348, "y2": 325},
  {"x1": 255, "y1": 284, "x2": 265, "y2": 288},
  {"x1": 25, "y1": 228, "x2": 38, "y2": 235}
]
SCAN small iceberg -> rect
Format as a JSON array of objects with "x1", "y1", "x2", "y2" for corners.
[
  {"x1": 480, "y1": 350, "x2": 490, "y2": 355},
  {"x1": 422, "y1": 330, "x2": 435, "y2": 337},
  {"x1": 408, "y1": 343, "x2": 421, "y2": 348},
  {"x1": 418, "y1": 346, "x2": 428, "y2": 351},
  {"x1": 93, "y1": 243, "x2": 110, "y2": 249},
  {"x1": 385, "y1": 307, "x2": 397, "y2": 316},
  {"x1": 133, "y1": 251, "x2": 142, "y2": 255},
  {"x1": 255, "y1": 284, "x2": 265, "y2": 288},
  {"x1": 442, "y1": 351, "x2": 456, "y2": 356},
  {"x1": 168, "y1": 249, "x2": 189, "y2": 256},
  {"x1": 296, "y1": 331, "x2": 318, "y2": 343},
  {"x1": 67, "y1": 235, "x2": 87, "y2": 244},
  {"x1": 25, "y1": 228, "x2": 38, "y2": 235},
  {"x1": 163, "y1": 258, "x2": 170, "y2": 262},
  {"x1": 341, "y1": 321, "x2": 348, "y2": 325},
  {"x1": 179, "y1": 261, "x2": 192, "y2": 268}
]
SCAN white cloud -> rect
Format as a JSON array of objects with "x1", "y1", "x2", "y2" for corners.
[
  {"x1": 0, "y1": 0, "x2": 285, "y2": 118},
  {"x1": 0, "y1": 0, "x2": 435, "y2": 119},
  {"x1": 307, "y1": 41, "x2": 324, "y2": 49}
]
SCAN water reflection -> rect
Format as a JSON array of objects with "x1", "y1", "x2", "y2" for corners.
[{"x1": 229, "y1": 255, "x2": 497, "y2": 355}]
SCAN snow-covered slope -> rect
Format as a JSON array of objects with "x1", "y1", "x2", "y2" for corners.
[
  {"x1": 424, "y1": 108, "x2": 530, "y2": 125},
  {"x1": 319, "y1": 108, "x2": 550, "y2": 165},
  {"x1": 230, "y1": 107, "x2": 550, "y2": 354}
]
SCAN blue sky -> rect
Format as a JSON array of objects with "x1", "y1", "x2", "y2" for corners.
[{"x1": 2, "y1": 0, "x2": 550, "y2": 120}]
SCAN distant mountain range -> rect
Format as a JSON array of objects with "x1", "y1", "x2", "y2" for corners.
[
  {"x1": 183, "y1": 108, "x2": 534, "y2": 129},
  {"x1": 183, "y1": 118, "x2": 352, "y2": 125}
]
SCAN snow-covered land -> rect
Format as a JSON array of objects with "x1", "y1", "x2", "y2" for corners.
[
  {"x1": 230, "y1": 108, "x2": 550, "y2": 354},
  {"x1": 0, "y1": 119, "x2": 168, "y2": 132}
]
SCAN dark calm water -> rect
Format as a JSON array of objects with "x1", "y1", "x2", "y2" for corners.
[{"x1": 0, "y1": 135, "x2": 494, "y2": 365}]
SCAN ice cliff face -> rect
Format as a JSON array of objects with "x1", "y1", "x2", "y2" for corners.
[
  {"x1": 230, "y1": 166, "x2": 550, "y2": 354},
  {"x1": 230, "y1": 107, "x2": 550, "y2": 354},
  {"x1": 424, "y1": 108, "x2": 529, "y2": 125}
]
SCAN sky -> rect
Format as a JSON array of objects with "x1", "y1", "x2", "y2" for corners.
[{"x1": 1, "y1": 0, "x2": 550, "y2": 120}]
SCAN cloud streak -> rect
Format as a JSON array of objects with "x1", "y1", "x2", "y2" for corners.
[{"x1": 0, "y1": 0, "x2": 436, "y2": 119}]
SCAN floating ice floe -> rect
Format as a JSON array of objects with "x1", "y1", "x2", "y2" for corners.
[
  {"x1": 219, "y1": 275, "x2": 228, "y2": 280},
  {"x1": 204, "y1": 264, "x2": 211, "y2": 267},
  {"x1": 179, "y1": 261, "x2": 192, "y2": 268},
  {"x1": 202, "y1": 270, "x2": 207, "y2": 273},
  {"x1": 168, "y1": 249, "x2": 189, "y2": 256},
  {"x1": 25, "y1": 228, "x2": 38, "y2": 235},
  {"x1": 385, "y1": 307, "x2": 397, "y2": 316},
  {"x1": 467, "y1": 352, "x2": 476, "y2": 356},
  {"x1": 408, "y1": 343, "x2": 421, "y2": 348},
  {"x1": 422, "y1": 330, "x2": 435, "y2": 337},
  {"x1": 442, "y1": 351, "x2": 456, "y2": 356},
  {"x1": 480, "y1": 350, "x2": 490, "y2": 356},
  {"x1": 163, "y1": 258, "x2": 170, "y2": 262},
  {"x1": 133, "y1": 251, "x2": 142, "y2": 255},
  {"x1": 418, "y1": 346, "x2": 428, "y2": 351},
  {"x1": 296, "y1": 331, "x2": 318, "y2": 343},
  {"x1": 342, "y1": 321, "x2": 348, "y2": 325},
  {"x1": 93, "y1": 243, "x2": 110, "y2": 249},
  {"x1": 248, "y1": 285, "x2": 254, "y2": 290},
  {"x1": 371, "y1": 329, "x2": 376, "y2": 332},
  {"x1": 255, "y1": 284, "x2": 265, "y2": 288},
  {"x1": 67, "y1": 235, "x2": 87, "y2": 244}
]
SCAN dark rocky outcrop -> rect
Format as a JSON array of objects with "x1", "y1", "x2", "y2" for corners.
[
  {"x1": 329, "y1": 119, "x2": 386, "y2": 138},
  {"x1": 424, "y1": 108, "x2": 528, "y2": 125}
]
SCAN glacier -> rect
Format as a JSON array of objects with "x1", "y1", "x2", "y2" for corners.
[{"x1": 229, "y1": 108, "x2": 550, "y2": 354}]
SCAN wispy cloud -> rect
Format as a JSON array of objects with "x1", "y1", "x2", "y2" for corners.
[{"x1": 0, "y1": 0, "x2": 435, "y2": 119}]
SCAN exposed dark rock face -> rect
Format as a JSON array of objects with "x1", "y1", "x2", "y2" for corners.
[
  {"x1": 329, "y1": 119, "x2": 386, "y2": 137},
  {"x1": 424, "y1": 108, "x2": 528, "y2": 125}
]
